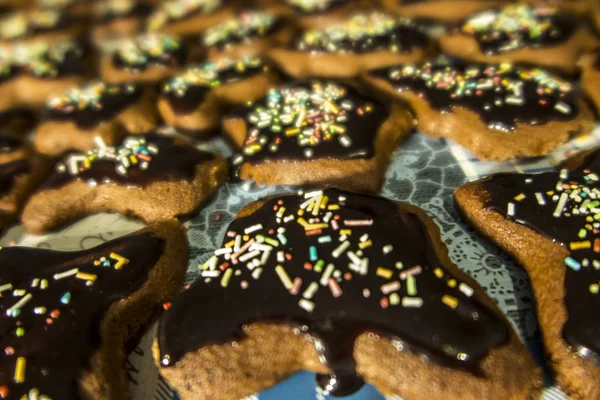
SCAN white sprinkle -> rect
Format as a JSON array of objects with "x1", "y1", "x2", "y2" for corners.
[
  {"x1": 31, "y1": 279, "x2": 39, "y2": 288},
  {"x1": 402, "y1": 297, "x2": 423, "y2": 308},
  {"x1": 53, "y1": 268, "x2": 79, "y2": 280},
  {"x1": 359, "y1": 234, "x2": 369, "y2": 242},
  {"x1": 260, "y1": 249, "x2": 271, "y2": 265},
  {"x1": 554, "y1": 192, "x2": 569, "y2": 217},
  {"x1": 277, "y1": 251, "x2": 285, "y2": 263},
  {"x1": 535, "y1": 192, "x2": 546, "y2": 206},
  {"x1": 234, "y1": 235, "x2": 242, "y2": 252},
  {"x1": 332, "y1": 241, "x2": 350, "y2": 258},
  {"x1": 238, "y1": 250, "x2": 261, "y2": 263},
  {"x1": 6, "y1": 293, "x2": 32, "y2": 316},
  {"x1": 201, "y1": 270, "x2": 220, "y2": 277},
  {"x1": 560, "y1": 169, "x2": 568, "y2": 180},
  {"x1": 298, "y1": 299, "x2": 315, "y2": 312},
  {"x1": 459, "y1": 283, "x2": 474, "y2": 297},
  {"x1": 252, "y1": 267, "x2": 263, "y2": 279},
  {"x1": 381, "y1": 281, "x2": 401, "y2": 295},
  {"x1": 359, "y1": 258, "x2": 369, "y2": 275},
  {"x1": 383, "y1": 245, "x2": 393, "y2": 255},
  {"x1": 554, "y1": 101, "x2": 571, "y2": 114},
  {"x1": 320, "y1": 264, "x2": 335, "y2": 286},
  {"x1": 346, "y1": 251, "x2": 362, "y2": 265},
  {"x1": 507, "y1": 202, "x2": 515, "y2": 217},
  {"x1": 244, "y1": 224, "x2": 263, "y2": 234},
  {"x1": 303, "y1": 282, "x2": 319, "y2": 299},
  {"x1": 214, "y1": 247, "x2": 232, "y2": 256}
]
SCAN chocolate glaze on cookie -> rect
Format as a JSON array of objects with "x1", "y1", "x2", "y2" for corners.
[
  {"x1": 42, "y1": 133, "x2": 214, "y2": 189},
  {"x1": 0, "y1": 232, "x2": 165, "y2": 399},
  {"x1": 203, "y1": 10, "x2": 282, "y2": 50},
  {"x1": 45, "y1": 81, "x2": 142, "y2": 129},
  {"x1": 483, "y1": 149, "x2": 600, "y2": 362},
  {"x1": 230, "y1": 81, "x2": 389, "y2": 176},
  {"x1": 0, "y1": 159, "x2": 29, "y2": 197},
  {"x1": 162, "y1": 56, "x2": 268, "y2": 113},
  {"x1": 460, "y1": 4, "x2": 578, "y2": 55},
  {"x1": 368, "y1": 60, "x2": 579, "y2": 132},
  {"x1": 112, "y1": 34, "x2": 184, "y2": 73},
  {"x1": 295, "y1": 12, "x2": 429, "y2": 54},
  {"x1": 159, "y1": 188, "x2": 508, "y2": 395}
]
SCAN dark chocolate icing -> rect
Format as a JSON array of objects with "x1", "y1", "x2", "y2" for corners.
[
  {"x1": 461, "y1": 4, "x2": 578, "y2": 55},
  {"x1": 230, "y1": 80, "x2": 389, "y2": 176},
  {"x1": 482, "y1": 149, "x2": 600, "y2": 362},
  {"x1": 159, "y1": 188, "x2": 508, "y2": 395},
  {"x1": 161, "y1": 57, "x2": 267, "y2": 113},
  {"x1": 0, "y1": 231, "x2": 165, "y2": 399},
  {"x1": 45, "y1": 82, "x2": 142, "y2": 129},
  {"x1": 0, "y1": 159, "x2": 29, "y2": 198},
  {"x1": 0, "y1": 134, "x2": 21, "y2": 154},
  {"x1": 368, "y1": 59, "x2": 579, "y2": 132},
  {"x1": 42, "y1": 133, "x2": 214, "y2": 190},
  {"x1": 295, "y1": 12, "x2": 430, "y2": 54}
]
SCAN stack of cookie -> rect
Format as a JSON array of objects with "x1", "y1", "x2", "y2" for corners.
[{"x1": 0, "y1": 0, "x2": 599, "y2": 399}]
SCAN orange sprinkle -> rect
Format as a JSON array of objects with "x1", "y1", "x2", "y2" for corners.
[
  {"x1": 268, "y1": 229, "x2": 275, "y2": 234},
  {"x1": 278, "y1": 200, "x2": 284, "y2": 205},
  {"x1": 0, "y1": 386, "x2": 8, "y2": 398},
  {"x1": 163, "y1": 302, "x2": 171, "y2": 311},
  {"x1": 50, "y1": 310, "x2": 60, "y2": 319},
  {"x1": 305, "y1": 229, "x2": 322, "y2": 236},
  {"x1": 594, "y1": 238, "x2": 600, "y2": 253},
  {"x1": 344, "y1": 273, "x2": 352, "y2": 280},
  {"x1": 46, "y1": 318, "x2": 53, "y2": 325},
  {"x1": 215, "y1": 214, "x2": 221, "y2": 221},
  {"x1": 219, "y1": 263, "x2": 229, "y2": 271},
  {"x1": 304, "y1": 262, "x2": 312, "y2": 270},
  {"x1": 273, "y1": 205, "x2": 278, "y2": 211},
  {"x1": 380, "y1": 297, "x2": 389, "y2": 309},
  {"x1": 285, "y1": 253, "x2": 292, "y2": 261}
]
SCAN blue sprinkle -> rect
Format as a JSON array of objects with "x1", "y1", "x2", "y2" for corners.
[
  {"x1": 309, "y1": 246, "x2": 318, "y2": 262},
  {"x1": 317, "y1": 236, "x2": 332, "y2": 243},
  {"x1": 60, "y1": 292, "x2": 71, "y2": 305},
  {"x1": 565, "y1": 257, "x2": 581, "y2": 271},
  {"x1": 277, "y1": 233, "x2": 287, "y2": 245}
]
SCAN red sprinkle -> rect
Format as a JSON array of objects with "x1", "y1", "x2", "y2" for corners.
[
  {"x1": 163, "y1": 302, "x2": 172, "y2": 311},
  {"x1": 219, "y1": 262, "x2": 230, "y2": 271},
  {"x1": 305, "y1": 228, "x2": 322, "y2": 236}
]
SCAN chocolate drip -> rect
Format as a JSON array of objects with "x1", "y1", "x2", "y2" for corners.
[
  {"x1": 159, "y1": 188, "x2": 508, "y2": 396},
  {"x1": 0, "y1": 134, "x2": 21, "y2": 154},
  {"x1": 41, "y1": 133, "x2": 214, "y2": 190},
  {"x1": 369, "y1": 61, "x2": 579, "y2": 131},
  {"x1": 462, "y1": 5, "x2": 578, "y2": 55},
  {"x1": 46, "y1": 84, "x2": 141, "y2": 129},
  {"x1": 0, "y1": 232, "x2": 165, "y2": 399},
  {"x1": 0, "y1": 159, "x2": 29, "y2": 198},
  {"x1": 483, "y1": 149, "x2": 600, "y2": 361},
  {"x1": 161, "y1": 61, "x2": 266, "y2": 113}
]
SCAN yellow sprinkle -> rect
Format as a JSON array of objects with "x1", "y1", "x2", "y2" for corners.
[
  {"x1": 285, "y1": 128, "x2": 300, "y2": 136},
  {"x1": 340, "y1": 229, "x2": 352, "y2": 236},
  {"x1": 76, "y1": 272, "x2": 97, "y2": 282},
  {"x1": 297, "y1": 209, "x2": 304, "y2": 216},
  {"x1": 275, "y1": 265, "x2": 293, "y2": 290},
  {"x1": 224, "y1": 240, "x2": 235, "y2": 248},
  {"x1": 590, "y1": 284, "x2": 599, "y2": 294},
  {"x1": 442, "y1": 295, "x2": 459, "y2": 309},
  {"x1": 14, "y1": 357, "x2": 25, "y2": 383},
  {"x1": 305, "y1": 223, "x2": 329, "y2": 230},
  {"x1": 320, "y1": 196, "x2": 329, "y2": 209},
  {"x1": 570, "y1": 241, "x2": 591, "y2": 251},
  {"x1": 327, "y1": 204, "x2": 340, "y2": 210},
  {"x1": 376, "y1": 267, "x2": 393, "y2": 279},
  {"x1": 129, "y1": 155, "x2": 138, "y2": 164},
  {"x1": 434, "y1": 268, "x2": 444, "y2": 278},
  {"x1": 109, "y1": 253, "x2": 129, "y2": 270},
  {"x1": 447, "y1": 279, "x2": 457, "y2": 288},
  {"x1": 243, "y1": 235, "x2": 249, "y2": 241},
  {"x1": 514, "y1": 193, "x2": 526, "y2": 201},
  {"x1": 358, "y1": 240, "x2": 372, "y2": 249}
]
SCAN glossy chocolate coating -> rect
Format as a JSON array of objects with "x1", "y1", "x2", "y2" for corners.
[{"x1": 159, "y1": 188, "x2": 508, "y2": 395}]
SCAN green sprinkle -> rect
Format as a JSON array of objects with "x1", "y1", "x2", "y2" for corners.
[{"x1": 60, "y1": 292, "x2": 71, "y2": 305}]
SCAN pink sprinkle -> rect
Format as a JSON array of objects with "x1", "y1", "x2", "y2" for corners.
[
  {"x1": 400, "y1": 265, "x2": 422, "y2": 280},
  {"x1": 290, "y1": 277, "x2": 302, "y2": 295},
  {"x1": 344, "y1": 219, "x2": 373, "y2": 227},
  {"x1": 331, "y1": 220, "x2": 339, "y2": 230},
  {"x1": 227, "y1": 231, "x2": 236, "y2": 238},
  {"x1": 329, "y1": 278, "x2": 343, "y2": 298},
  {"x1": 380, "y1": 297, "x2": 389, "y2": 309}
]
